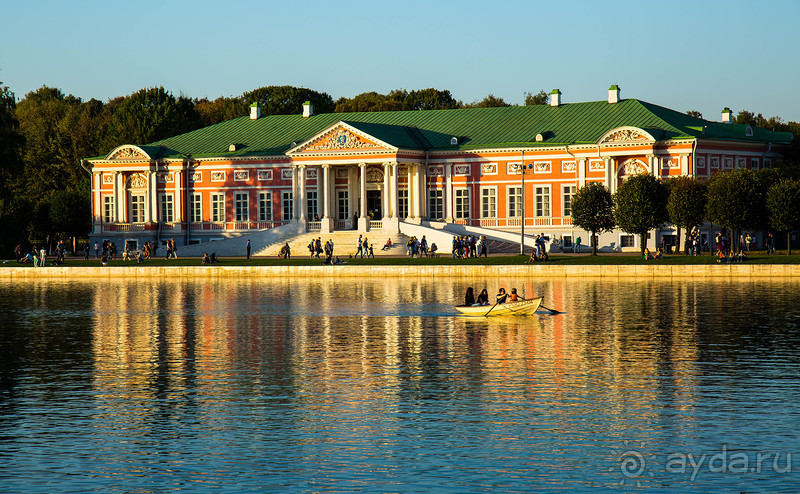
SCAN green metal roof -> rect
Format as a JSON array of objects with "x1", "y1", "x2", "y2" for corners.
[{"x1": 110, "y1": 99, "x2": 792, "y2": 160}]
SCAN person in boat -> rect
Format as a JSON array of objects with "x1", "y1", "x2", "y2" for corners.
[
  {"x1": 477, "y1": 289, "x2": 490, "y2": 306},
  {"x1": 496, "y1": 288, "x2": 508, "y2": 304},
  {"x1": 508, "y1": 288, "x2": 520, "y2": 302},
  {"x1": 464, "y1": 287, "x2": 476, "y2": 306}
]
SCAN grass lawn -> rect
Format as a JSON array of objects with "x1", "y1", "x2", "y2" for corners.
[{"x1": 6, "y1": 251, "x2": 800, "y2": 267}]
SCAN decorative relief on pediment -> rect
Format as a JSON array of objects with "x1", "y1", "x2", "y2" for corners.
[
  {"x1": 621, "y1": 159, "x2": 648, "y2": 176},
  {"x1": 481, "y1": 163, "x2": 497, "y2": 175},
  {"x1": 428, "y1": 165, "x2": 444, "y2": 177},
  {"x1": 110, "y1": 146, "x2": 147, "y2": 160},
  {"x1": 454, "y1": 164, "x2": 470, "y2": 176},
  {"x1": 305, "y1": 128, "x2": 380, "y2": 151},
  {"x1": 562, "y1": 161, "x2": 576, "y2": 172},
  {"x1": 366, "y1": 167, "x2": 384, "y2": 183},
  {"x1": 281, "y1": 169, "x2": 293, "y2": 180},
  {"x1": 127, "y1": 173, "x2": 147, "y2": 189},
  {"x1": 257, "y1": 170, "x2": 273, "y2": 181},
  {"x1": 600, "y1": 128, "x2": 652, "y2": 143}
]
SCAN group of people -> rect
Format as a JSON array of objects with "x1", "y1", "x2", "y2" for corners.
[
  {"x1": 451, "y1": 235, "x2": 488, "y2": 259},
  {"x1": 201, "y1": 252, "x2": 219, "y2": 264},
  {"x1": 355, "y1": 235, "x2": 374, "y2": 259},
  {"x1": 405, "y1": 236, "x2": 434, "y2": 257},
  {"x1": 16, "y1": 245, "x2": 50, "y2": 266},
  {"x1": 526, "y1": 233, "x2": 550, "y2": 262},
  {"x1": 464, "y1": 286, "x2": 522, "y2": 306}
]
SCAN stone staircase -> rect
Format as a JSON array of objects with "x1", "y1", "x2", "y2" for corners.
[{"x1": 259, "y1": 231, "x2": 412, "y2": 258}]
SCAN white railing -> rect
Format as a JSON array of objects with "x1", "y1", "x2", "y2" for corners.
[
  {"x1": 161, "y1": 223, "x2": 176, "y2": 231},
  {"x1": 479, "y1": 219, "x2": 498, "y2": 228},
  {"x1": 306, "y1": 221, "x2": 321, "y2": 232},
  {"x1": 507, "y1": 218, "x2": 522, "y2": 227},
  {"x1": 107, "y1": 223, "x2": 147, "y2": 232},
  {"x1": 534, "y1": 217, "x2": 552, "y2": 226},
  {"x1": 335, "y1": 220, "x2": 348, "y2": 230}
]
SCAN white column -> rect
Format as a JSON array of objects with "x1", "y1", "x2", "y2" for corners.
[
  {"x1": 444, "y1": 163, "x2": 453, "y2": 222},
  {"x1": 648, "y1": 154, "x2": 657, "y2": 176},
  {"x1": 322, "y1": 165, "x2": 331, "y2": 219},
  {"x1": 578, "y1": 158, "x2": 587, "y2": 188},
  {"x1": 299, "y1": 165, "x2": 307, "y2": 221},
  {"x1": 173, "y1": 171, "x2": 181, "y2": 227},
  {"x1": 681, "y1": 154, "x2": 690, "y2": 176},
  {"x1": 383, "y1": 162, "x2": 391, "y2": 219},
  {"x1": 348, "y1": 166, "x2": 357, "y2": 225},
  {"x1": 605, "y1": 158, "x2": 615, "y2": 193},
  {"x1": 291, "y1": 166, "x2": 299, "y2": 221},
  {"x1": 392, "y1": 163, "x2": 399, "y2": 220},
  {"x1": 93, "y1": 172, "x2": 101, "y2": 231},
  {"x1": 419, "y1": 164, "x2": 428, "y2": 219},
  {"x1": 358, "y1": 163, "x2": 368, "y2": 231},
  {"x1": 406, "y1": 164, "x2": 414, "y2": 220},
  {"x1": 115, "y1": 172, "x2": 124, "y2": 223}
]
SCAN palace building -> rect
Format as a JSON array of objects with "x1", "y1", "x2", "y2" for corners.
[{"x1": 86, "y1": 86, "x2": 792, "y2": 254}]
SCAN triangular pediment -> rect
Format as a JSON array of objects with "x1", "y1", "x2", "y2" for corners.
[
  {"x1": 598, "y1": 126, "x2": 656, "y2": 144},
  {"x1": 287, "y1": 122, "x2": 397, "y2": 155},
  {"x1": 106, "y1": 145, "x2": 151, "y2": 160}
]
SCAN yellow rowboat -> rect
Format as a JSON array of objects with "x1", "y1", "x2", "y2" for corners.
[{"x1": 454, "y1": 297, "x2": 543, "y2": 316}]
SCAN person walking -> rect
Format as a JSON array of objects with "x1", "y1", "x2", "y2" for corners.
[
  {"x1": 246, "y1": 239, "x2": 251, "y2": 259},
  {"x1": 356, "y1": 235, "x2": 363, "y2": 258}
]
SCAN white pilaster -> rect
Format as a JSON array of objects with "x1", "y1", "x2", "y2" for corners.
[
  {"x1": 383, "y1": 162, "x2": 391, "y2": 219},
  {"x1": 392, "y1": 163, "x2": 399, "y2": 220},
  {"x1": 359, "y1": 163, "x2": 368, "y2": 231},
  {"x1": 291, "y1": 166, "x2": 299, "y2": 221},
  {"x1": 444, "y1": 163, "x2": 453, "y2": 222},
  {"x1": 174, "y1": 171, "x2": 181, "y2": 228},
  {"x1": 578, "y1": 158, "x2": 587, "y2": 188},
  {"x1": 419, "y1": 164, "x2": 427, "y2": 219},
  {"x1": 680, "y1": 154, "x2": 689, "y2": 176},
  {"x1": 299, "y1": 165, "x2": 307, "y2": 221}
]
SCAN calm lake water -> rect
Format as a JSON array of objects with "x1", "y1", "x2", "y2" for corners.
[{"x1": 0, "y1": 276, "x2": 799, "y2": 493}]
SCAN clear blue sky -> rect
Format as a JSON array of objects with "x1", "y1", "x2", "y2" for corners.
[{"x1": 2, "y1": 0, "x2": 799, "y2": 122}]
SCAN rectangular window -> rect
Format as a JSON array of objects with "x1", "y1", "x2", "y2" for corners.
[
  {"x1": 337, "y1": 190, "x2": 349, "y2": 220},
  {"x1": 481, "y1": 188, "x2": 496, "y2": 218},
  {"x1": 307, "y1": 191, "x2": 318, "y2": 219},
  {"x1": 130, "y1": 195, "x2": 145, "y2": 223},
  {"x1": 428, "y1": 189, "x2": 444, "y2": 220},
  {"x1": 234, "y1": 192, "x2": 249, "y2": 222},
  {"x1": 535, "y1": 186, "x2": 551, "y2": 217},
  {"x1": 103, "y1": 196, "x2": 114, "y2": 223},
  {"x1": 282, "y1": 192, "x2": 293, "y2": 221},
  {"x1": 620, "y1": 235, "x2": 635, "y2": 248},
  {"x1": 211, "y1": 193, "x2": 225, "y2": 222},
  {"x1": 508, "y1": 186, "x2": 522, "y2": 217},
  {"x1": 160, "y1": 194, "x2": 174, "y2": 223},
  {"x1": 563, "y1": 185, "x2": 576, "y2": 217},
  {"x1": 454, "y1": 189, "x2": 470, "y2": 219},
  {"x1": 398, "y1": 189, "x2": 408, "y2": 218},
  {"x1": 190, "y1": 193, "x2": 202, "y2": 223},
  {"x1": 258, "y1": 192, "x2": 272, "y2": 222}
]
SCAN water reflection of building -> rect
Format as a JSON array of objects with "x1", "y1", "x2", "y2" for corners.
[{"x1": 89, "y1": 278, "x2": 707, "y2": 438}]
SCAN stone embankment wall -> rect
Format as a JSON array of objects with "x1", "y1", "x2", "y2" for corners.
[{"x1": 0, "y1": 265, "x2": 797, "y2": 280}]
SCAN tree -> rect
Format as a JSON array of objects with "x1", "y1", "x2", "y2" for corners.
[
  {"x1": 767, "y1": 178, "x2": 800, "y2": 255},
  {"x1": 705, "y1": 169, "x2": 775, "y2": 251},
  {"x1": 686, "y1": 110, "x2": 703, "y2": 118},
  {"x1": 335, "y1": 91, "x2": 404, "y2": 113},
  {"x1": 464, "y1": 94, "x2": 511, "y2": 108},
  {"x1": 0, "y1": 82, "x2": 23, "y2": 193},
  {"x1": 666, "y1": 176, "x2": 707, "y2": 254},
  {"x1": 105, "y1": 86, "x2": 202, "y2": 146},
  {"x1": 524, "y1": 90, "x2": 548, "y2": 106},
  {"x1": 243, "y1": 85, "x2": 334, "y2": 116},
  {"x1": 613, "y1": 174, "x2": 669, "y2": 256},
  {"x1": 570, "y1": 182, "x2": 615, "y2": 255},
  {"x1": 49, "y1": 189, "x2": 91, "y2": 252},
  {"x1": 403, "y1": 88, "x2": 461, "y2": 111}
]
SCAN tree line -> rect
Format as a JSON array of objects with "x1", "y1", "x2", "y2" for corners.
[
  {"x1": 0, "y1": 80, "x2": 798, "y2": 256},
  {"x1": 571, "y1": 169, "x2": 800, "y2": 256}
]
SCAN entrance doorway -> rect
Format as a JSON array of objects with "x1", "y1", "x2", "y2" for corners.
[{"x1": 366, "y1": 190, "x2": 382, "y2": 219}]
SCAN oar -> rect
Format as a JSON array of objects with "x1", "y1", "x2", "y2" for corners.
[
  {"x1": 484, "y1": 303, "x2": 499, "y2": 317},
  {"x1": 539, "y1": 302, "x2": 560, "y2": 315}
]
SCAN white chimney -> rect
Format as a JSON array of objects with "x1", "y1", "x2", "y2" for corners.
[
  {"x1": 550, "y1": 89, "x2": 562, "y2": 107},
  {"x1": 249, "y1": 102, "x2": 260, "y2": 120},
  {"x1": 302, "y1": 101, "x2": 313, "y2": 118},
  {"x1": 608, "y1": 84, "x2": 621, "y2": 104},
  {"x1": 721, "y1": 107, "x2": 732, "y2": 124}
]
